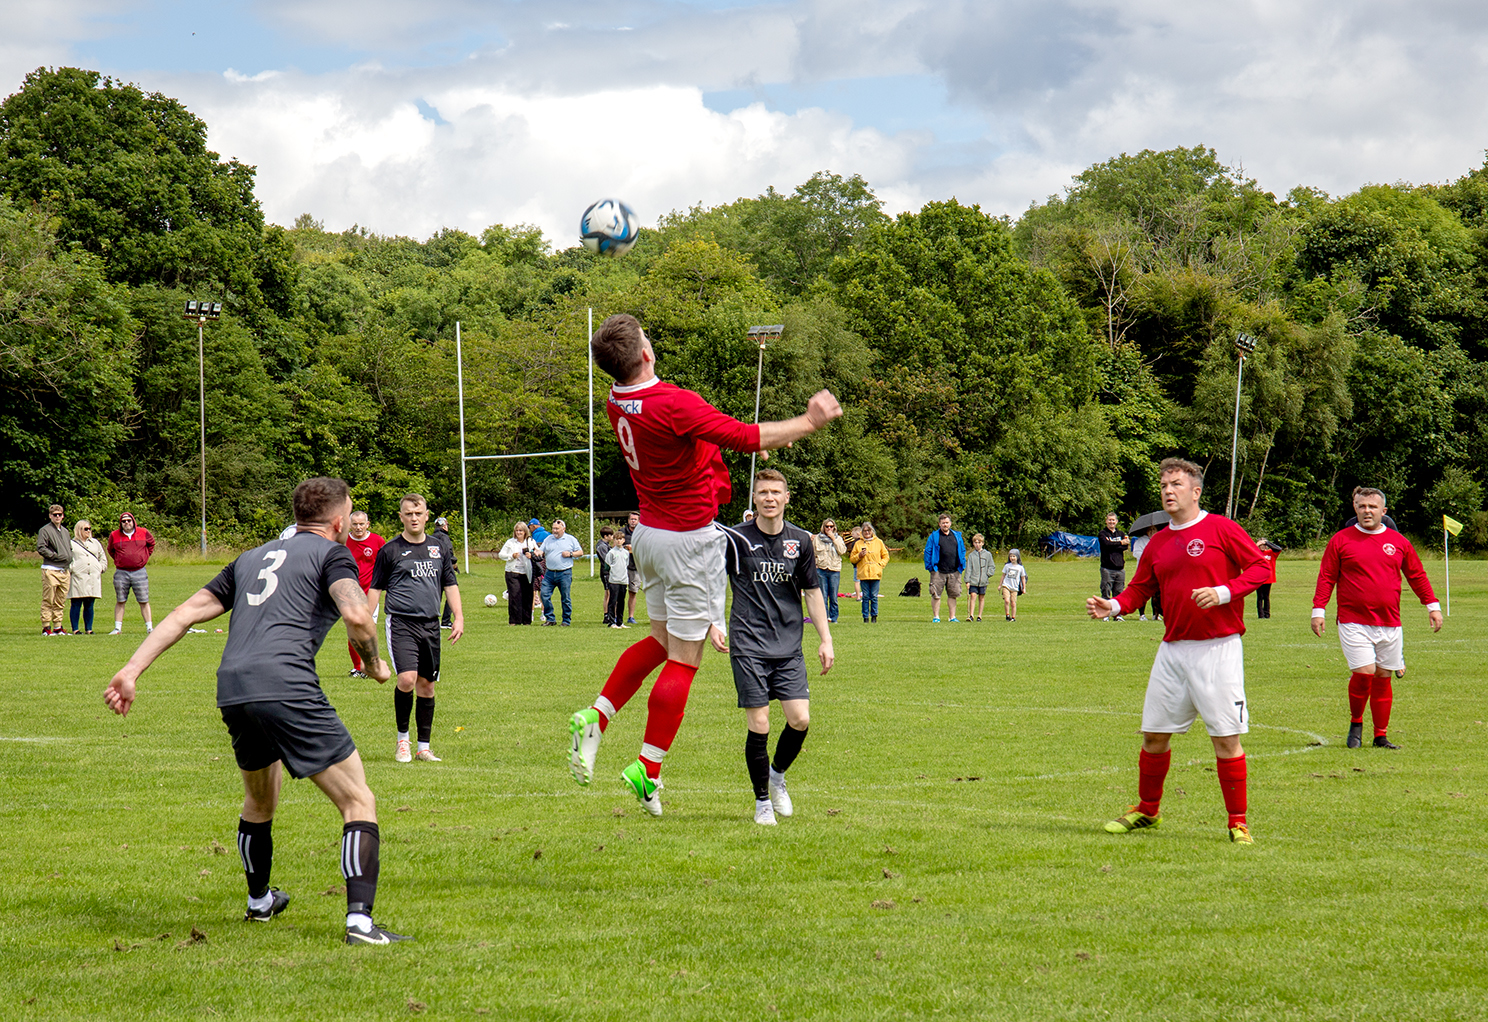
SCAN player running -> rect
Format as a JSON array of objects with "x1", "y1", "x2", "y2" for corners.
[
  {"x1": 1086, "y1": 458, "x2": 1271, "y2": 844},
  {"x1": 1311, "y1": 487, "x2": 1442, "y2": 749},
  {"x1": 346, "y1": 510, "x2": 385, "y2": 678},
  {"x1": 367, "y1": 494, "x2": 464, "y2": 764},
  {"x1": 103, "y1": 477, "x2": 410, "y2": 945},
  {"x1": 568, "y1": 313, "x2": 842, "y2": 815},
  {"x1": 711, "y1": 469, "x2": 834, "y2": 825}
]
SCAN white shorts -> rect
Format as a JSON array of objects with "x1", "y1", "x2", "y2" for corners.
[
  {"x1": 1337, "y1": 622, "x2": 1404, "y2": 672},
  {"x1": 1142, "y1": 634, "x2": 1249, "y2": 737},
  {"x1": 631, "y1": 523, "x2": 727, "y2": 643}
]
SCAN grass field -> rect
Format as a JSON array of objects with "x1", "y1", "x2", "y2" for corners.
[{"x1": 3, "y1": 556, "x2": 1487, "y2": 1021}]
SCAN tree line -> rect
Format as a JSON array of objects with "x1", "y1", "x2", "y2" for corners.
[{"x1": 3, "y1": 66, "x2": 1487, "y2": 553}]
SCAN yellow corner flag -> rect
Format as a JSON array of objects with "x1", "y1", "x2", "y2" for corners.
[{"x1": 1444, "y1": 514, "x2": 1464, "y2": 537}]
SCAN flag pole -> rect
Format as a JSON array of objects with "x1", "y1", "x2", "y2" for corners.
[
  {"x1": 1444, "y1": 520, "x2": 1451, "y2": 617},
  {"x1": 588, "y1": 307, "x2": 595, "y2": 579}
]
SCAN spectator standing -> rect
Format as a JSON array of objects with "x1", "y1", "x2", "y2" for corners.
[
  {"x1": 598, "y1": 525, "x2": 616, "y2": 620},
  {"x1": 529, "y1": 518, "x2": 549, "y2": 612},
  {"x1": 623, "y1": 511, "x2": 642, "y2": 625},
  {"x1": 604, "y1": 533, "x2": 631, "y2": 629},
  {"x1": 963, "y1": 533, "x2": 995, "y2": 622},
  {"x1": 999, "y1": 549, "x2": 1027, "y2": 621},
  {"x1": 848, "y1": 525, "x2": 864, "y2": 601},
  {"x1": 433, "y1": 518, "x2": 455, "y2": 628},
  {"x1": 68, "y1": 519, "x2": 106, "y2": 634},
  {"x1": 1129, "y1": 526, "x2": 1162, "y2": 621},
  {"x1": 499, "y1": 521, "x2": 540, "y2": 625},
  {"x1": 1254, "y1": 539, "x2": 1277, "y2": 620},
  {"x1": 107, "y1": 512, "x2": 155, "y2": 635},
  {"x1": 539, "y1": 519, "x2": 584, "y2": 626},
  {"x1": 345, "y1": 511, "x2": 386, "y2": 676},
  {"x1": 37, "y1": 504, "x2": 72, "y2": 636},
  {"x1": 1097, "y1": 513, "x2": 1130, "y2": 620},
  {"x1": 922, "y1": 513, "x2": 966, "y2": 623},
  {"x1": 812, "y1": 519, "x2": 847, "y2": 623},
  {"x1": 851, "y1": 522, "x2": 890, "y2": 623}
]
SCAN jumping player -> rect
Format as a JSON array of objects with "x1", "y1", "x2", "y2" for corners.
[
  {"x1": 568, "y1": 313, "x2": 842, "y2": 815},
  {"x1": 1086, "y1": 458, "x2": 1271, "y2": 844},
  {"x1": 346, "y1": 510, "x2": 385, "y2": 677},
  {"x1": 103, "y1": 477, "x2": 409, "y2": 945},
  {"x1": 1311, "y1": 487, "x2": 1442, "y2": 749},
  {"x1": 368, "y1": 494, "x2": 463, "y2": 764},
  {"x1": 712, "y1": 469, "x2": 833, "y2": 825}
]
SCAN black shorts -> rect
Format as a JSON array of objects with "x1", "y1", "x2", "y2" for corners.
[
  {"x1": 732, "y1": 654, "x2": 810, "y2": 709},
  {"x1": 220, "y1": 696, "x2": 357, "y2": 779},
  {"x1": 386, "y1": 614, "x2": 441, "y2": 681},
  {"x1": 968, "y1": 584, "x2": 987, "y2": 595}
]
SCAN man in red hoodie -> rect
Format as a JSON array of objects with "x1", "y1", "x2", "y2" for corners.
[
  {"x1": 1086, "y1": 458, "x2": 1271, "y2": 844},
  {"x1": 1312, "y1": 487, "x2": 1441, "y2": 750},
  {"x1": 108, "y1": 512, "x2": 155, "y2": 635}
]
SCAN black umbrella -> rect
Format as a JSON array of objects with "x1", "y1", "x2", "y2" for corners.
[{"x1": 1129, "y1": 510, "x2": 1171, "y2": 534}]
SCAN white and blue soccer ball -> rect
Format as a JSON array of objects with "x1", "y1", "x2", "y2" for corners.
[
  {"x1": 580, "y1": 198, "x2": 640, "y2": 256},
  {"x1": 483, "y1": 593, "x2": 500, "y2": 607}
]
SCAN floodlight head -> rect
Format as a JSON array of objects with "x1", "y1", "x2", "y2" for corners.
[
  {"x1": 746, "y1": 324, "x2": 785, "y2": 345},
  {"x1": 208, "y1": 303, "x2": 222, "y2": 319},
  {"x1": 1235, "y1": 332, "x2": 1258, "y2": 354},
  {"x1": 184, "y1": 300, "x2": 199, "y2": 318}
]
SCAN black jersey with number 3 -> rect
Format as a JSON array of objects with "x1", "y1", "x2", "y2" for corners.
[
  {"x1": 721, "y1": 520, "x2": 820, "y2": 659},
  {"x1": 204, "y1": 532, "x2": 361, "y2": 707}
]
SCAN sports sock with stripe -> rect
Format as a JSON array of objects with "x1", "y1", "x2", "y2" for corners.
[
  {"x1": 639, "y1": 659, "x2": 698, "y2": 778},
  {"x1": 745, "y1": 730, "x2": 770, "y2": 800},
  {"x1": 1137, "y1": 748, "x2": 1170, "y2": 817},
  {"x1": 1348, "y1": 672, "x2": 1372, "y2": 723},
  {"x1": 1216, "y1": 753, "x2": 1247, "y2": 828},
  {"x1": 394, "y1": 687, "x2": 414, "y2": 734},
  {"x1": 415, "y1": 696, "x2": 435, "y2": 744},
  {"x1": 237, "y1": 818, "x2": 273, "y2": 899},
  {"x1": 772, "y1": 724, "x2": 808, "y2": 775},
  {"x1": 341, "y1": 821, "x2": 380, "y2": 919},
  {"x1": 597, "y1": 636, "x2": 668, "y2": 731},
  {"x1": 1370, "y1": 673, "x2": 1393, "y2": 736}
]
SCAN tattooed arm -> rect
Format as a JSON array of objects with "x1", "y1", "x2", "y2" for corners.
[{"x1": 331, "y1": 577, "x2": 390, "y2": 682}]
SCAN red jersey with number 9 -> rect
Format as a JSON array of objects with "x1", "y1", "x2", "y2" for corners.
[{"x1": 607, "y1": 377, "x2": 761, "y2": 532}]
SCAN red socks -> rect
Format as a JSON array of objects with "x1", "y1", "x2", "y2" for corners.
[
  {"x1": 1216, "y1": 754, "x2": 1247, "y2": 828},
  {"x1": 1370, "y1": 673, "x2": 1393, "y2": 737},
  {"x1": 596, "y1": 636, "x2": 668, "y2": 731},
  {"x1": 639, "y1": 659, "x2": 698, "y2": 778},
  {"x1": 348, "y1": 642, "x2": 363, "y2": 672},
  {"x1": 1136, "y1": 749, "x2": 1170, "y2": 817},
  {"x1": 1347, "y1": 672, "x2": 1372, "y2": 723}
]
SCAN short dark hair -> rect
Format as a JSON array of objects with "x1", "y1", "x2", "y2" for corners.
[
  {"x1": 1353, "y1": 486, "x2": 1386, "y2": 504},
  {"x1": 294, "y1": 477, "x2": 351, "y2": 525},
  {"x1": 938, "y1": 512, "x2": 951, "y2": 522},
  {"x1": 600, "y1": 525, "x2": 615, "y2": 537},
  {"x1": 754, "y1": 468, "x2": 787, "y2": 489},
  {"x1": 1159, "y1": 458, "x2": 1204, "y2": 484},
  {"x1": 591, "y1": 314, "x2": 646, "y2": 381},
  {"x1": 400, "y1": 493, "x2": 427, "y2": 509}
]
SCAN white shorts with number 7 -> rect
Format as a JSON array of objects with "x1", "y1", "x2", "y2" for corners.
[{"x1": 1141, "y1": 633, "x2": 1249, "y2": 737}]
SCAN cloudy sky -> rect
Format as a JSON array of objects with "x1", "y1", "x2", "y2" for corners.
[{"x1": 5, "y1": 1, "x2": 1488, "y2": 246}]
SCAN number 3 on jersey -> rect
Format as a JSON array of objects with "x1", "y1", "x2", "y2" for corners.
[
  {"x1": 247, "y1": 550, "x2": 288, "y2": 606},
  {"x1": 617, "y1": 416, "x2": 640, "y2": 471}
]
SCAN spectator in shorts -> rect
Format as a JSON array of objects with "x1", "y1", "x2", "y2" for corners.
[
  {"x1": 604, "y1": 532, "x2": 631, "y2": 629},
  {"x1": 68, "y1": 519, "x2": 106, "y2": 634},
  {"x1": 923, "y1": 513, "x2": 965, "y2": 623},
  {"x1": 108, "y1": 512, "x2": 155, "y2": 634},
  {"x1": 1000, "y1": 549, "x2": 1027, "y2": 621},
  {"x1": 37, "y1": 504, "x2": 72, "y2": 635},
  {"x1": 499, "y1": 521, "x2": 539, "y2": 625},
  {"x1": 963, "y1": 533, "x2": 995, "y2": 622},
  {"x1": 1097, "y1": 513, "x2": 1129, "y2": 620},
  {"x1": 852, "y1": 522, "x2": 889, "y2": 623},
  {"x1": 812, "y1": 519, "x2": 847, "y2": 624},
  {"x1": 623, "y1": 511, "x2": 642, "y2": 625}
]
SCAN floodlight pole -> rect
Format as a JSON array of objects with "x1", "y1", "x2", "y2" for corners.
[
  {"x1": 1226, "y1": 333, "x2": 1258, "y2": 520},
  {"x1": 745, "y1": 325, "x2": 783, "y2": 496},
  {"x1": 457, "y1": 321, "x2": 470, "y2": 574},
  {"x1": 198, "y1": 317, "x2": 207, "y2": 556}
]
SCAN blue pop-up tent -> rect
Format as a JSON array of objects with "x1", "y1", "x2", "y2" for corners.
[{"x1": 1041, "y1": 531, "x2": 1099, "y2": 558}]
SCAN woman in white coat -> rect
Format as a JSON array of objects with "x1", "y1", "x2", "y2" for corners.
[
  {"x1": 499, "y1": 521, "x2": 541, "y2": 625},
  {"x1": 67, "y1": 519, "x2": 107, "y2": 634}
]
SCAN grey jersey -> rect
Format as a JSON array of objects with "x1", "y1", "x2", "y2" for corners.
[
  {"x1": 203, "y1": 531, "x2": 361, "y2": 707},
  {"x1": 370, "y1": 534, "x2": 457, "y2": 619},
  {"x1": 722, "y1": 520, "x2": 819, "y2": 660}
]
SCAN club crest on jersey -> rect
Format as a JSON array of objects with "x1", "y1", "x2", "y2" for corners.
[
  {"x1": 782, "y1": 539, "x2": 800, "y2": 558},
  {"x1": 1382, "y1": 542, "x2": 1397, "y2": 556},
  {"x1": 362, "y1": 547, "x2": 373, "y2": 558},
  {"x1": 428, "y1": 545, "x2": 441, "y2": 558},
  {"x1": 1186, "y1": 538, "x2": 1206, "y2": 556}
]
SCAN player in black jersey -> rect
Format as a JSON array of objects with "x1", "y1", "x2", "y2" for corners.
[
  {"x1": 713, "y1": 469, "x2": 834, "y2": 825},
  {"x1": 103, "y1": 477, "x2": 410, "y2": 945},
  {"x1": 368, "y1": 493, "x2": 463, "y2": 763}
]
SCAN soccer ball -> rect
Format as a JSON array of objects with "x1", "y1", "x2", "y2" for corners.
[
  {"x1": 483, "y1": 594, "x2": 499, "y2": 608},
  {"x1": 580, "y1": 198, "x2": 640, "y2": 256}
]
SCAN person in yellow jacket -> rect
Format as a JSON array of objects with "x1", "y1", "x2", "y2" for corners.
[{"x1": 850, "y1": 522, "x2": 890, "y2": 623}]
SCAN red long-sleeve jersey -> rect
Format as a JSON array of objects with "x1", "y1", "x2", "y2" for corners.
[
  {"x1": 1313, "y1": 526, "x2": 1437, "y2": 626},
  {"x1": 607, "y1": 377, "x2": 762, "y2": 532},
  {"x1": 1114, "y1": 511, "x2": 1269, "y2": 641}
]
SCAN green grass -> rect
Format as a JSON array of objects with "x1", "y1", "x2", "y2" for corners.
[{"x1": 3, "y1": 558, "x2": 1487, "y2": 1020}]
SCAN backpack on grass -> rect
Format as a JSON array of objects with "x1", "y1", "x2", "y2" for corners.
[{"x1": 899, "y1": 577, "x2": 921, "y2": 597}]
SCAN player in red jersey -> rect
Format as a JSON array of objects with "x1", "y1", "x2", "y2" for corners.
[
  {"x1": 567, "y1": 313, "x2": 842, "y2": 815},
  {"x1": 345, "y1": 511, "x2": 386, "y2": 678},
  {"x1": 1086, "y1": 458, "x2": 1271, "y2": 844},
  {"x1": 1311, "y1": 487, "x2": 1442, "y2": 750}
]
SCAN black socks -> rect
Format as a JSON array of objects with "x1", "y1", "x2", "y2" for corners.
[
  {"x1": 745, "y1": 730, "x2": 770, "y2": 800},
  {"x1": 342, "y1": 821, "x2": 380, "y2": 914},
  {"x1": 237, "y1": 818, "x2": 273, "y2": 898},
  {"x1": 394, "y1": 688, "x2": 413, "y2": 733},
  {"x1": 773, "y1": 724, "x2": 808, "y2": 775},
  {"x1": 415, "y1": 696, "x2": 435, "y2": 744}
]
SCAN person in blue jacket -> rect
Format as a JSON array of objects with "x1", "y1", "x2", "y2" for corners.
[{"x1": 922, "y1": 513, "x2": 966, "y2": 623}]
